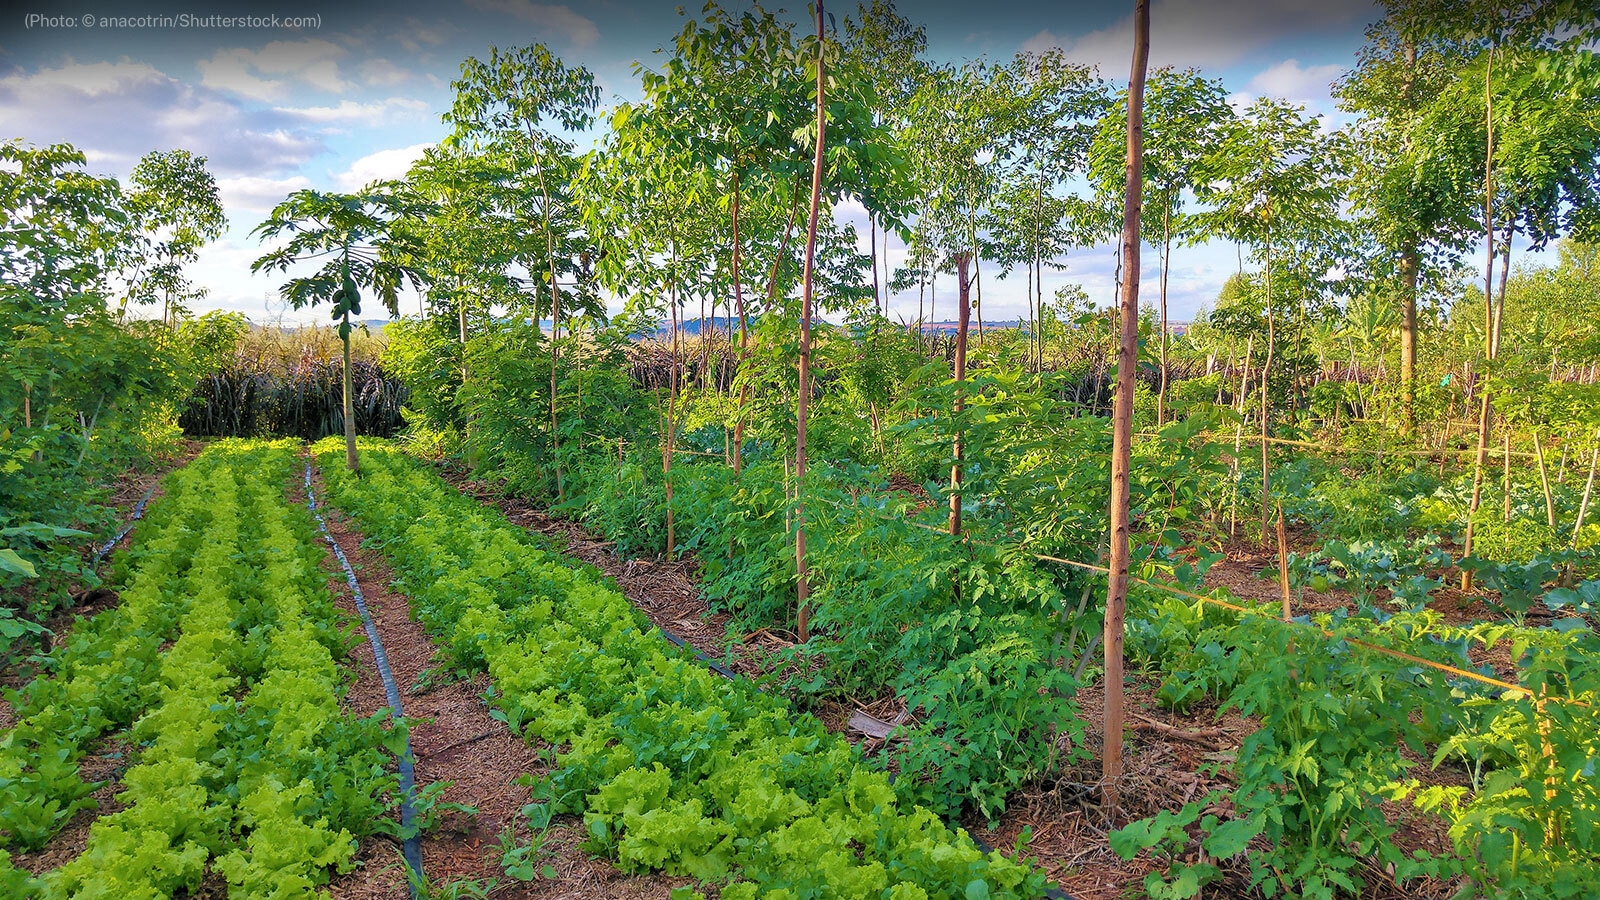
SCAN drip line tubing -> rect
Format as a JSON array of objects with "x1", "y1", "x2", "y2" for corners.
[
  {"x1": 304, "y1": 461, "x2": 424, "y2": 895},
  {"x1": 91, "y1": 483, "x2": 158, "y2": 565}
]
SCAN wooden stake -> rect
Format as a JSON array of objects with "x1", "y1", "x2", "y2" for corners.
[
  {"x1": 1534, "y1": 430, "x2": 1557, "y2": 532},
  {"x1": 1276, "y1": 506, "x2": 1292, "y2": 622}
]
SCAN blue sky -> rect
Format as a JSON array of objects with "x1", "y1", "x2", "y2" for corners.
[{"x1": 1, "y1": 0, "x2": 1389, "y2": 325}]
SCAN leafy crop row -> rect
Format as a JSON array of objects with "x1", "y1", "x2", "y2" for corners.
[
  {"x1": 0, "y1": 440, "x2": 401, "y2": 897},
  {"x1": 314, "y1": 438, "x2": 1049, "y2": 899}
]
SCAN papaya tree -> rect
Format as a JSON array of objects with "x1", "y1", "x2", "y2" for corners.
[{"x1": 251, "y1": 184, "x2": 430, "y2": 472}]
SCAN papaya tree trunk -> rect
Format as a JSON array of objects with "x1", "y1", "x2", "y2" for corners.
[{"x1": 342, "y1": 317, "x2": 358, "y2": 473}]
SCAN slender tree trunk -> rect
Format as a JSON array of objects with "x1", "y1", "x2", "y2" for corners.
[
  {"x1": 1261, "y1": 220, "x2": 1275, "y2": 546},
  {"x1": 1102, "y1": 0, "x2": 1149, "y2": 819},
  {"x1": 1399, "y1": 244, "x2": 1420, "y2": 437},
  {"x1": 730, "y1": 170, "x2": 744, "y2": 464},
  {"x1": 871, "y1": 213, "x2": 880, "y2": 315},
  {"x1": 795, "y1": 0, "x2": 826, "y2": 643},
  {"x1": 950, "y1": 252, "x2": 973, "y2": 537},
  {"x1": 971, "y1": 216, "x2": 984, "y2": 348},
  {"x1": 1230, "y1": 335, "x2": 1254, "y2": 540},
  {"x1": 1503, "y1": 429, "x2": 1513, "y2": 524},
  {"x1": 666, "y1": 236, "x2": 680, "y2": 560},
  {"x1": 1158, "y1": 203, "x2": 1171, "y2": 426},
  {"x1": 1397, "y1": 39, "x2": 1420, "y2": 437},
  {"x1": 535, "y1": 165, "x2": 564, "y2": 502},
  {"x1": 1462, "y1": 46, "x2": 1497, "y2": 588},
  {"x1": 733, "y1": 178, "x2": 802, "y2": 476},
  {"x1": 1026, "y1": 255, "x2": 1035, "y2": 373},
  {"x1": 459, "y1": 295, "x2": 475, "y2": 470}
]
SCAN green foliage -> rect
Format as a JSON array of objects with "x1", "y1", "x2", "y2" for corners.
[
  {"x1": 316, "y1": 441, "x2": 1051, "y2": 898},
  {"x1": 1, "y1": 140, "x2": 207, "y2": 624},
  {"x1": 0, "y1": 441, "x2": 401, "y2": 895}
]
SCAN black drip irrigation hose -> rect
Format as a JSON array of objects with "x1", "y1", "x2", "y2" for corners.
[
  {"x1": 304, "y1": 461, "x2": 424, "y2": 895},
  {"x1": 90, "y1": 483, "x2": 158, "y2": 566},
  {"x1": 652, "y1": 620, "x2": 1076, "y2": 900}
]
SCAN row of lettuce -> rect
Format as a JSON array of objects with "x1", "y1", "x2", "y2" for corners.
[
  {"x1": 0, "y1": 440, "x2": 402, "y2": 898},
  {"x1": 312, "y1": 438, "x2": 1051, "y2": 899}
]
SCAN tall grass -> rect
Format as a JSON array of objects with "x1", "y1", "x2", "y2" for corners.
[{"x1": 179, "y1": 324, "x2": 408, "y2": 439}]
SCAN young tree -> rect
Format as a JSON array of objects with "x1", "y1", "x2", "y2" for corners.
[
  {"x1": 398, "y1": 144, "x2": 527, "y2": 467},
  {"x1": 1091, "y1": 69, "x2": 1232, "y2": 423},
  {"x1": 1195, "y1": 98, "x2": 1346, "y2": 542},
  {"x1": 251, "y1": 185, "x2": 430, "y2": 472},
  {"x1": 1337, "y1": 0, "x2": 1480, "y2": 434},
  {"x1": 795, "y1": 0, "x2": 829, "y2": 643},
  {"x1": 447, "y1": 44, "x2": 600, "y2": 499},
  {"x1": 989, "y1": 50, "x2": 1110, "y2": 375},
  {"x1": 1103, "y1": 0, "x2": 1150, "y2": 818},
  {"x1": 1431, "y1": 3, "x2": 1600, "y2": 582},
  {"x1": 120, "y1": 149, "x2": 227, "y2": 325}
]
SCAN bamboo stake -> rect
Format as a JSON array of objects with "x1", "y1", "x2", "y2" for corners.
[
  {"x1": 1503, "y1": 429, "x2": 1512, "y2": 525},
  {"x1": 1230, "y1": 335, "x2": 1254, "y2": 540},
  {"x1": 1534, "y1": 430, "x2": 1557, "y2": 532}
]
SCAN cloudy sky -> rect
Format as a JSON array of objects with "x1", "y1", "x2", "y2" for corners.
[{"x1": 2, "y1": 0, "x2": 1387, "y2": 325}]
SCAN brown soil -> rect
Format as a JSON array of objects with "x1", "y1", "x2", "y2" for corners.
[
  {"x1": 308, "y1": 464, "x2": 696, "y2": 899},
  {"x1": 434, "y1": 466, "x2": 1478, "y2": 900}
]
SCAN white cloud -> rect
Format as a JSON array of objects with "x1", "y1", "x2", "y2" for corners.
[
  {"x1": 1021, "y1": 29, "x2": 1066, "y2": 55},
  {"x1": 217, "y1": 174, "x2": 314, "y2": 216},
  {"x1": 361, "y1": 58, "x2": 412, "y2": 87},
  {"x1": 393, "y1": 17, "x2": 454, "y2": 54},
  {"x1": 0, "y1": 59, "x2": 324, "y2": 176},
  {"x1": 1248, "y1": 59, "x2": 1344, "y2": 106},
  {"x1": 334, "y1": 143, "x2": 432, "y2": 190},
  {"x1": 1062, "y1": 0, "x2": 1375, "y2": 72},
  {"x1": 198, "y1": 38, "x2": 350, "y2": 101},
  {"x1": 274, "y1": 98, "x2": 429, "y2": 124},
  {"x1": 463, "y1": 0, "x2": 600, "y2": 47}
]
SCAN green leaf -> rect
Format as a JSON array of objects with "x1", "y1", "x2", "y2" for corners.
[
  {"x1": 1201, "y1": 816, "x2": 1261, "y2": 858},
  {"x1": 0, "y1": 549, "x2": 38, "y2": 578}
]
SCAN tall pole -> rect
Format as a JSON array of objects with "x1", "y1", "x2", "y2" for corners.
[
  {"x1": 950, "y1": 252, "x2": 973, "y2": 536},
  {"x1": 795, "y1": 0, "x2": 827, "y2": 643},
  {"x1": 1102, "y1": 0, "x2": 1150, "y2": 819}
]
